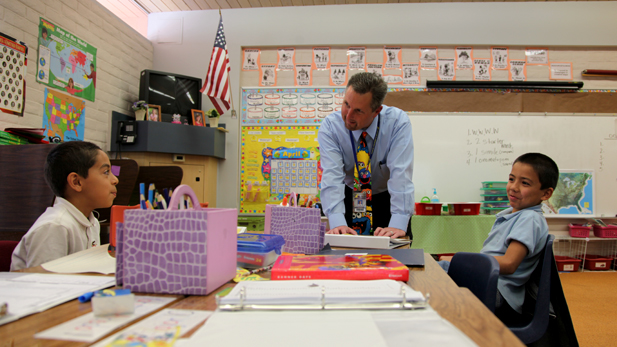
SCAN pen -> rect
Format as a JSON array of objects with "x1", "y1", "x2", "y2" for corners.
[{"x1": 78, "y1": 292, "x2": 95, "y2": 303}]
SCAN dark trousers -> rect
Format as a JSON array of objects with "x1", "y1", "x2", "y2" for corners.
[{"x1": 344, "y1": 186, "x2": 412, "y2": 238}]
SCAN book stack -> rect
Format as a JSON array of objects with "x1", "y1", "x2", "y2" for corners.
[
  {"x1": 2, "y1": 128, "x2": 48, "y2": 144},
  {"x1": 271, "y1": 254, "x2": 410, "y2": 281},
  {"x1": 0, "y1": 131, "x2": 30, "y2": 145}
]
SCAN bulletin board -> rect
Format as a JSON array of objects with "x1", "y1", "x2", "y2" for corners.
[
  {"x1": 240, "y1": 126, "x2": 321, "y2": 214},
  {"x1": 241, "y1": 87, "x2": 345, "y2": 126}
]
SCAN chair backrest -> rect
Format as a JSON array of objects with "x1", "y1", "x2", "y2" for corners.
[
  {"x1": 94, "y1": 159, "x2": 139, "y2": 226},
  {"x1": 509, "y1": 234, "x2": 555, "y2": 344},
  {"x1": 0, "y1": 144, "x2": 56, "y2": 241},
  {"x1": 0, "y1": 240, "x2": 19, "y2": 271},
  {"x1": 129, "y1": 166, "x2": 184, "y2": 206},
  {"x1": 448, "y1": 252, "x2": 500, "y2": 312}
]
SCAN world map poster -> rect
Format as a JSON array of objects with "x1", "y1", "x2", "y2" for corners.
[
  {"x1": 42, "y1": 87, "x2": 85, "y2": 142},
  {"x1": 36, "y1": 18, "x2": 97, "y2": 102}
]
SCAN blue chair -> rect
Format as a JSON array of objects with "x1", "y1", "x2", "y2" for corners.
[
  {"x1": 509, "y1": 234, "x2": 555, "y2": 344},
  {"x1": 448, "y1": 252, "x2": 500, "y2": 312}
]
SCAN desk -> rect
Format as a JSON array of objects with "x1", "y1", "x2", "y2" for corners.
[
  {"x1": 1, "y1": 254, "x2": 522, "y2": 347},
  {"x1": 411, "y1": 215, "x2": 496, "y2": 254}
]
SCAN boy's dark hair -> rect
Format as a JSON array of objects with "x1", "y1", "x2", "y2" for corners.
[
  {"x1": 44, "y1": 141, "x2": 102, "y2": 197},
  {"x1": 513, "y1": 153, "x2": 559, "y2": 190}
]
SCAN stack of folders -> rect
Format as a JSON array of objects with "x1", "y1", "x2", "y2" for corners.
[{"x1": 217, "y1": 279, "x2": 427, "y2": 311}]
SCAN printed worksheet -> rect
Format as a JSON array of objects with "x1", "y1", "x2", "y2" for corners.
[
  {"x1": 348, "y1": 47, "x2": 366, "y2": 70},
  {"x1": 419, "y1": 47, "x2": 437, "y2": 69},
  {"x1": 91, "y1": 309, "x2": 212, "y2": 347},
  {"x1": 550, "y1": 62, "x2": 573, "y2": 80},
  {"x1": 473, "y1": 58, "x2": 491, "y2": 81},
  {"x1": 509, "y1": 60, "x2": 526, "y2": 81},
  {"x1": 491, "y1": 47, "x2": 508, "y2": 70},
  {"x1": 525, "y1": 48, "x2": 549, "y2": 65},
  {"x1": 456, "y1": 47, "x2": 473, "y2": 70},
  {"x1": 34, "y1": 296, "x2": 178, "y2": 342},
  {"x1": 402, "y1": 63, "x2": 420, "y2": 86},
  {"x1": 438, "y1": 58, "x2": 455, "y2": 81},
  {"x1": 313, "y1": 47, "x2": 330, "y2": 70},
  {"x1": 366, "y1": 63, "x2": 383, "y2": 78},
  {"x1": 384, "y1": 46, "x2": 401, "y2": 69}
]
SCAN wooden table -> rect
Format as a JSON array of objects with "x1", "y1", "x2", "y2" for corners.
[{"x1": 1, "y1": 254, "x2": 523, "y2": 347}]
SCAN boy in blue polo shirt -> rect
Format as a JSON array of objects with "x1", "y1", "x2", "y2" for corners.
[{"x1": 441, "y1": 152, "x2": 558, "y2": 324}]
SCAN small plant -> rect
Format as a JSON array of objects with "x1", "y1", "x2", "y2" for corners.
[
  {"x1": 205, "y1": 109, "x2": 220, "y2": 118},
  {"x1": 132, "y1": 100, "x2": 148, "y2": 111}
]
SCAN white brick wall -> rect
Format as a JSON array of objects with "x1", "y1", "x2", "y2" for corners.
[{"x1": 0, "y1": 0, "x2": 153, "y2": 149}]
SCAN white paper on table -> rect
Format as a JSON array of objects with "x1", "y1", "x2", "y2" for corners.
[
  {"x1": 91, "y1": 309, "x2": 213, "y2": 347},
  {"x1": 219, "y1": 279, "x2": 424, "y2": 306},
  {"x1": 183, "y1": 311, "x2": 387, "y2": 347},
  {"x1": 34, "y1": 296, "x2": 178, "y2": 342},
  {"x1": 0, "y1": 273, "x2": 115, "y2": 326},
  {"x1": 372, "y1": 307, "x2": 478, "y2": 346},
  {"x1": 41, "y1": 244, "x2": 116, "y2": 274}
]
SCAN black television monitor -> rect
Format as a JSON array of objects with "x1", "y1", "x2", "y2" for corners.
[{"x1": 139, "y1": 70, "x2": 202, "y2": 124}]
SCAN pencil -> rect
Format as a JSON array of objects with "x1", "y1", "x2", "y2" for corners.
[
  {"x1": 148, "y1": 183, "x2": 155, "y2": 205},
  {"x1": 139, "y1": 183, "x2": 147, "y2": 209}
]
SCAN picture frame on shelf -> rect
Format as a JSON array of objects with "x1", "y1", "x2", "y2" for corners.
[
  {"x1": 147, "y1": 104, "x2": 161, "y2": 122},
  {"x1": 192, "y1": 109, "x2": 205, "y2": 127}
]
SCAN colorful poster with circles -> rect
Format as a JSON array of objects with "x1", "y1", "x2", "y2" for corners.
[
  {"x1": 241, "y1": 126, "x2": 321, "y2": 214},
  {"x1": 36, "y1": 18, "x2": 97, "y2": 102},
  {"x1": 42, "y1": 87, "x2": 85, "y2": 142},
  {"x1": 241, "y1": 87, "x2": 346, "y2": 126},
  {"x1": 0, "y1": 33, "x2": 27, "y2": 116}
]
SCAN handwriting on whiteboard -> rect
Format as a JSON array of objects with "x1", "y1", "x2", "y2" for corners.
[{"x1": 466, "y1": 127, "x2": 514, "y2": 166}]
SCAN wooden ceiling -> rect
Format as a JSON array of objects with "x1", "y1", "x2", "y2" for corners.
[{"x1": 129, "y1": 0, "x2": 590, "y2": 12}]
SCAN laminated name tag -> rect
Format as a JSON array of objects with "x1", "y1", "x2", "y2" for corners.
[{"x1": 353, "y1": 191, "x2": 367, "y2": 213}]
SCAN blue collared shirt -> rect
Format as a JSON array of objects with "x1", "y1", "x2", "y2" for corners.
[
  {"x1": 317, "y1": 105, "x2": 414, "y2": 231},
  {"x1": 481, "y1": 204, "x2": 549, "y2": 313}
]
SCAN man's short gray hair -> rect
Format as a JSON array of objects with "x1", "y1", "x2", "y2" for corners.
[{"x1": 347, "y1": 72, "x2": 388, "y2": 111}]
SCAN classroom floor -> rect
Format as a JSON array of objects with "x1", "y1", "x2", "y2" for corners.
[{"x1": 559, "y1": 271, "x2": 617, "y2": 347}]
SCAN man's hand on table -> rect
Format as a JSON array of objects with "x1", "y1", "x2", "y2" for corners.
[
  {"x1": 326, "y1": 226, "x2": 406, "y2": 239},
  {"x1": 374, "y1": 227, "x2": 406, "y2": 239},
  {"x1": 326, "y1": 226, "x2": 358, "y2": 235}
]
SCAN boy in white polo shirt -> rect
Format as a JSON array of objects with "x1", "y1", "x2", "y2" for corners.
[{"x1": 11, "y1": 141, "x2": 119, "y2": 270}]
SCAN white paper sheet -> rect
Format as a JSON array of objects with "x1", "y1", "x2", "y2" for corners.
[
  {"x1": 41, "y1": 244, "x2": 116, "y2": 274},
  {"x1": 91, "y1": 309, "x2": 213, "y2": 347},
  {"x1": 183, "y1": 311, "x2": 387, "y2": 347},
  {"x1": 34, "y1": 296, "x2": 177, "y2": 342},
  {"x1": 0, "y1": 273, "x2": 115, "y2": 326},
  {"x1": 372, "y1": 308, "x2": 478, "y2": 346}
]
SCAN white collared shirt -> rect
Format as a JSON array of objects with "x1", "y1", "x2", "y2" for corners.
[{"x1": 11, "y1": 197, "x2": 100, "y2": 271}]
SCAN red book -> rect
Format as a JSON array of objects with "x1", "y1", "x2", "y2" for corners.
[{"x1": 271, "y1": 254, "x2": 409, "y2": 281}]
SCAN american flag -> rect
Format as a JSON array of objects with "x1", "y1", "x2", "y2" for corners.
[{"x1": 201, "y1": 15, "x2": 231, "y2": 115}]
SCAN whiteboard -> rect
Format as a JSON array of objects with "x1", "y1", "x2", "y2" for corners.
[{"x1": 409, "y1": 113, "x2": 617, "y2": 217}]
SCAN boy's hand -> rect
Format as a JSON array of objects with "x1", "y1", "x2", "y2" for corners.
[{"x1": 439, "y1": 255, "x2": 453, "y2": 262}]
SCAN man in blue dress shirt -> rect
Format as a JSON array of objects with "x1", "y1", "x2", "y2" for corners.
[{"x1": 318, "y1": 72, "x2": 414, "y2": 239}]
